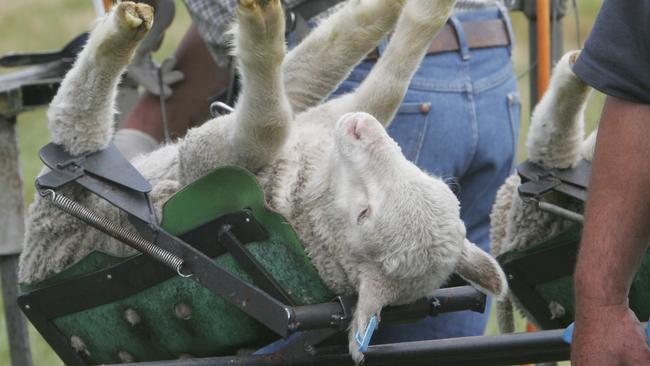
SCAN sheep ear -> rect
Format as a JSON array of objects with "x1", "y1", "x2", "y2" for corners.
[{"x1": 456, "y1": 239, "x2": 508, "y2": 299}]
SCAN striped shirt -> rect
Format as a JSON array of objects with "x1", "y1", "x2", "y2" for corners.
[{"x1": 182, "y1": 0, "x2": 500, "y2": 67}]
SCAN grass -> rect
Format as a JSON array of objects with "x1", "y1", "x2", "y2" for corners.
[{"x1": 0, "y1": 1, "x2": 603, "y2": 364}]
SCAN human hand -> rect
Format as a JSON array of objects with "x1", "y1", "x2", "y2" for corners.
[{"x1": 571, "y1": 302, "x2": 650, "y2": 365}]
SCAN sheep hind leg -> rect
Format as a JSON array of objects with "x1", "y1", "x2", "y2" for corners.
[{"x1": 47, "y1": 2, "x2": 152, "y2": 156}]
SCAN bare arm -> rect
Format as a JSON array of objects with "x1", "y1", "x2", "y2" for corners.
[{"x1": 572, "y1": 96, "x2": 650, "y2": 365}]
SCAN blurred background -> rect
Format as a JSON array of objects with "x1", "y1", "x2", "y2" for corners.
[{"x1": 0, "y1": 0, "x2": 603, "y2": 364}]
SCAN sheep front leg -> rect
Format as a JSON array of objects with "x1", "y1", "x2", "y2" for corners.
[
  {"x1": 283, "y1": 0, "x2": 405, "y2": 114},
  {"x1": 527, "y1": 50, "x2": 591, "y2": 169},
  {"x1": 231, "y1": 0, "x2": 292, "y2": 171},
  {"x1": 48, "y1": 2, "x2": 152, "y2": 155},
  {"x1": 347, "y1": 272, "x2": 393, "y2": 364},
  {"x1": 344, "y1": 0, "x2": 456, "y2": 126}
]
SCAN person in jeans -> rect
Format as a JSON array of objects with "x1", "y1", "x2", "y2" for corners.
[{"x1": 119, "y1": 0, "x2": 521, "y2": 343}]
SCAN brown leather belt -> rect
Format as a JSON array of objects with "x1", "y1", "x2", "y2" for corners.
[{"x1": 365, "y1": 19, "x2": 511, "y2": 61}]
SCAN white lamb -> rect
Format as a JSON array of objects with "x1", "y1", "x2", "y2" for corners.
[
  {"x1": 490, "y1": 50, "x2": 597, "y2": 333},
  {"x1": 19, "y1": 1, "x2": 508, "y2": 362}
]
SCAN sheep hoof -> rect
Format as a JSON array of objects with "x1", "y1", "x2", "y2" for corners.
[{"x1": 115, "y1": 2, "x2": 153, "y2": 32}]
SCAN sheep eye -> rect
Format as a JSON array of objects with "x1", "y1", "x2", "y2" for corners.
[{"x1": 357, "y1": 207, "x2": 370, "y2": 224}]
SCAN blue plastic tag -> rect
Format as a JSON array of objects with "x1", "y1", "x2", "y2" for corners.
[
  {"x1": 355, "y1": 315, "x2": 378, "y2": 353},
  {"x1": 562, "y1": 322, "x2": 575, "y2": 345}
]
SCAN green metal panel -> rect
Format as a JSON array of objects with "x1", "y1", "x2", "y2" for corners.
[
  {"x1": 25, "y1": 166, "x2": 334, "y2": 364},
  {"x1": 506, "y1": 224, "x2": 650, "y2": 326}
]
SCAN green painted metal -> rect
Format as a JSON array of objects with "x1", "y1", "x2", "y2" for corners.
[
  {"x1": 507, "y1": 224, "x2": 650, "y2": 327},
  {"x1": 25, "y1": 166, "x2": 334, "y2": 364}
]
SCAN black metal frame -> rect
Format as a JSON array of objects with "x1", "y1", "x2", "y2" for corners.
[
  {"x1": 498, "y1": 231, "x2": 579, "y2": 329},
  {"x1": 494, "y1": 160, "x2": 588, "y2": 330},
  {"x1": 19, "y1": 143, "x2": 490, "y2": 365}
]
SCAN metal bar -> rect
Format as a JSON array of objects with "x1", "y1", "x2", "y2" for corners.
[
  {"x1": 536, "y1": 0, "x2": 551, "y2": 98},
  {"x1": 538, "y1": 201, "x2": 584, "y2": 223},
  {"x1": 290, "y1": 286, "x2": 485, "y2": 332},
  {"x1": 116, "y1": 328, "x2": 576, "y2": 366},
  {"x1": 520, "y1": 0, "x2": 566, "y2": 110},
  {"x1": 0, "y1": 116, "x2": 33, "y2": 366},
  {"x1": 219, "y1": 226, "x2": 296, "y2": 306},
  {"x1": 131, "y1": 220, "x2": 295, "y2": 337},
  {"x1": 1, "y1": 256, "x2": 34, "y2": 366},
  {"x1": 0, "y1": 117, "x2": 25, "y2": 256},
  {"x1": 18, "y1": 296, "x2": 87, "y2": 366}
]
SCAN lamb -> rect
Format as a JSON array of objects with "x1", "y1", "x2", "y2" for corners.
[
  {"x1": 490, "y1": 50, "x2": 597, "y2": 333},
  {"x1": 19, "y1": 0, "x2": 508, "y2": 362}
]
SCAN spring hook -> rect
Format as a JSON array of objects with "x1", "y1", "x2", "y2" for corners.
[{"x1": 41, "y1": 189, "x2": 192, "y2": 278}]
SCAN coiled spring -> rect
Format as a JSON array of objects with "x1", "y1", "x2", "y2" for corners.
[{"x1": 41, "y1": 189, "x2": 191, "y2": 278}]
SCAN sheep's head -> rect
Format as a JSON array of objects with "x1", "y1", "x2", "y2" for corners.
[{"x1": 330, "y1": 112, "x2": 466, "y2": 281}]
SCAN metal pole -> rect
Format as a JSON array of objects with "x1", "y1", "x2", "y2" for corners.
[
  {"x1": 0, "y1": 116, "x2": 33, "y2": 366},
  {"x1": 536, "y1": 0, "x2": 551, "y2": 98},
  {"x1": 117, "y1": 328, "x2": 575, "y2": 366},
  {"x1": 513, "y1": 0, "x2": 566, "y2": 109}
]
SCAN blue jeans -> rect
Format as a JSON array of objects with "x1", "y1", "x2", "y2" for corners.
[{"x1": 257, "y1": 6, "x2": 521, "y2": 352}]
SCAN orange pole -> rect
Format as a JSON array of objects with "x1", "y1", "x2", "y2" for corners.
[
  {"x1": 103, "y1": 0, "x2": 113, "y2": 12},
  {"x1": 536, "y1": 0, "x2": 551, "y2": 99},
  {"x1": 524, "y1": 7, "x2": 551, "y2": 364},
  {"x1": 519, "y1": 4, "x2": 551, "y2": 366}
]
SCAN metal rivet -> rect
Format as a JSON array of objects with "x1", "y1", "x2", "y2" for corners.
[
  {"x1": 118, "y1": 350, "x2": 135, "y2": 363},
  {"x1": 245, "y1": 218, "x2": 251, "y2": 223},
  {"x1": 24, "y1": 304, "x2": 31, "y2": 310},
  {"x1": 174, "y1": 303, "x2": 192, "y2": 320},
  {"x1": 420, "y1": 103, "x2": 431, "y2": 114},
  {"x1": 106, "y1": 274, "x2": 113, "y2": 280},
  {"x1": 508, "y1": 274, "x2": 514, "y2": 280},
  {"x1": 124, "y1": 308, "x2": 141, "y2": 326}
]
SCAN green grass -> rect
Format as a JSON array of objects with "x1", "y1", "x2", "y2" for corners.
[{"x1": 0, "y1": 1, "x2": 603, "y2": 364}]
